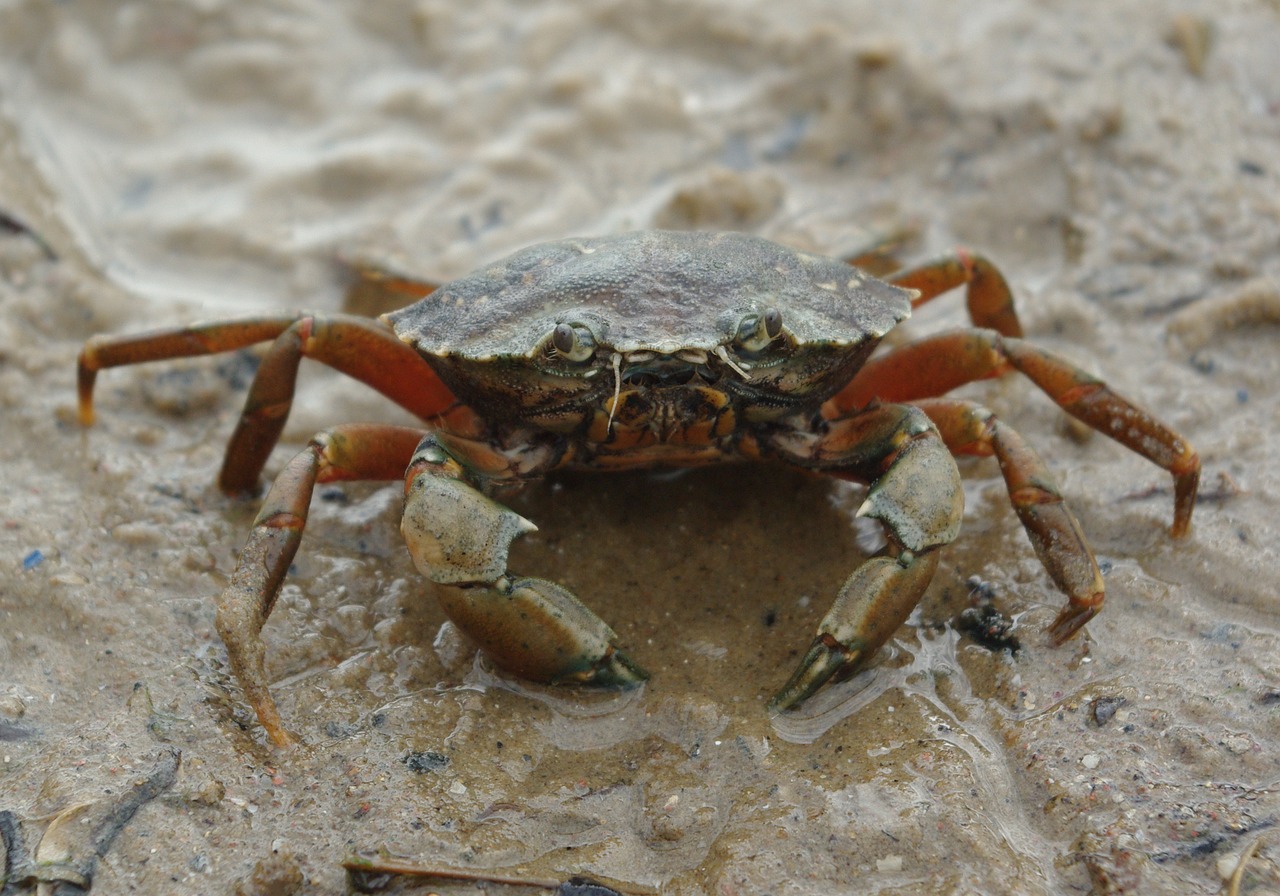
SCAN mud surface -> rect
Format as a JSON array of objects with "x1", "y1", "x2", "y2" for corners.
[{"x1": 2, "y1": 2, "x2": 1279, "y2": 893}]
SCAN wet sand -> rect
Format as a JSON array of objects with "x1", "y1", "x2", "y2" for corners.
[{"x1": 1, "y1": 2, "x2": 1279, "y2": 893}]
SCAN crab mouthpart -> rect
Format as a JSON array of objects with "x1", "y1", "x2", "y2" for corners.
[
  {"x1": 621, "y1": 359, "x2": 702, "y2": 388},
  {"x1": 616, "y1": 346, "x2": 744, "y2": 389}
]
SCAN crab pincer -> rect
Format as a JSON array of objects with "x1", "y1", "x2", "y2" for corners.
[{"x1": 400, "y1": 436, "x2": 647, "y2": 688}]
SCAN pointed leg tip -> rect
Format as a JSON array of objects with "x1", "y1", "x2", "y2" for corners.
[
  {"x1": 766, "y1": 688, "x2": 802, "y2": 715},
  {"x1": 266, "y1": 726, "x2": 301, "y2": 749},
  {"x1": 768, "y1": 638, "x2": 857, "y2": 713},
  {"x1": 589, "y1": 648, "x2": 649, "y2": 689},
  {"x1": 1170, "y1": 464, "x2": 1200, "y2": 539},
  {"x1": 1047, "y1": 601, "x2": 1100, "y2": 645},
  {"x1": 559, "y1": 644, "x2": 648, "y2": 689},
  {"x1": 250, "y1": 695, "x2": 300, "y2": 748}
]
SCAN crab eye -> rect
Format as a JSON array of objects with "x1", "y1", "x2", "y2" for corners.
[
  {"x1": 551, "y1": 322, "x2": 596, "y2": 362},
  {"x1": 736, "y1": 307, "x2": 783, "y2": 352},
  {"x1": 763, "y1": 307, "x2": 783, "y2": 338}
]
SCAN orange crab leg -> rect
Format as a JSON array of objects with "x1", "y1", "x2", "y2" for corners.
[
  {"x1": 915, "y1": 397, "x2": 1104, "y2": 642},
  {"x1": 883, "y1": 250, "x2": 1024, "y2": 337},
  {"x1": 78, "y1": 317, "x2": 301, "y2": 425},
  {"x1": 216, "y1": 314, "x2": 471, "y2": 493},
  {"x1": 78, "y1": 313, "x2": 471, "y2": 493},
  {"x1": 344, "y1": 259, "x2": 440, "y2": 305},
  {"x1": 827, "y1": 328, "x2": 1200, "y2": 537},
  {"x1": 215, "y1": 424, "x2": 426, "y2": 747},
  {"x1": 838, "y1": 229, "x2": 915, "y2": 278}
]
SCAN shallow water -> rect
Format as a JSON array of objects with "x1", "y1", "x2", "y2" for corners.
[{"x1": 2, "y1": 1, "x2": 1279, "y2": 893}]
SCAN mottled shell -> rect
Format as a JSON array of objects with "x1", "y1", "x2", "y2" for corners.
[{"x1": 386, "y1": 231, "x2": 912, "y2": 359}]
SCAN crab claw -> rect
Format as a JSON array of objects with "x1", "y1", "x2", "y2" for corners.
[
  {"x1": 435, "y1": 576, "x2": 649, "y2": 688},
  {"x1": 402, "y1": 441, "x2": 647, "y2": 691},
  {"x1": 769, "y1": 636, "x2": 862, "y2": 712},
  {"x1": 769, "y1": 551, "x2": 939, "y2": 712},
  {"x1": 401, "y1": 470, "x2": 538, "y2": 585}
]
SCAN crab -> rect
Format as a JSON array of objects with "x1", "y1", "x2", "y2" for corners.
[{"x1": 77, "y1": 231, "x2": 1200, "y2": 747}]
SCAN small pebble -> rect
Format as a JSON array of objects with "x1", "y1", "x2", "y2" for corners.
[
  {"x1": 1224, "y1": 734, "x2": 1253, "y2": 754},
  {"x1": 403, "y1": 751, "x2": 449, "y2": 774},
  {"x1": 1217, "y1": 852, "x2": 1240, "y2": 880},
  {"x1": 876, "y1": 855, "x2": 904, "y2": 873},
  {"x1": 1091, "y1": 695, "x2": 1126, "y2": 726},
  {"x1": 1167, "y1": 13, "x2": 1213, "y2": 76},
  {"x1": 0, "y1": 695, "x2": 25, "y2": 719},
  {"x1": 189, "y1": 777, "x2": 226, "y2": 806},
  {"x1": 1081, "y1": 753, "x2": 1101, "y2": 770},
  {"x1": 233, "y1": 850, "x2": 303, "y2": 896},
  {"x1": 49, "y1": 572, "x2": 88, "y2": 586}
]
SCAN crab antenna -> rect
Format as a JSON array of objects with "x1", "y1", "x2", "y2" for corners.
[
  {"x1": 714, "y1": 345, "x2": 749, "y2": 379},
  {"x1": 607, "y1": 351, "x2": 623, "y2": 435}
]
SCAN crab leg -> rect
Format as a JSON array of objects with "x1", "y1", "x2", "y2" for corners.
[
  {"x1": 216, "y1": 424, "x2": 426, "y2": 747},
  {"x1": 78, "y1": 313, "x2": 467, "y2": 493},
  {"x1": 884, "y1": 250, "x2": 1024, "y2": 336},
  {"x1": 915, "y1": 397, "x2": 1104, "y2": 642},
  {"x1": 399, "y1": 436, "x2": 647, "y2": 690},
  {"x1": 826, "y1": 328, "x2": 1200, "y2": 536},
  {"x1": 343, "y1": 258, "x2": 440, "y2": 305},
  {"x1": 768, "y1": 404, "x2": 962, "y2": 710}
]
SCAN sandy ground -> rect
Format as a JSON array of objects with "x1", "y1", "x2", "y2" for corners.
[{"x1": 2, "y1": 1, "x2": 1279, "y2": 894}]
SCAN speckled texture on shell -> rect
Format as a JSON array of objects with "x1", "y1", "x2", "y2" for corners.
[{"x1": 385, "y1": 231, "x2": 913, "y2": 359}]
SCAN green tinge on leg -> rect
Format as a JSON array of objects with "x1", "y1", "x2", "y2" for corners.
[
  {"x1": 435, "y1": 576, "x2": 647, "y2": 689},
  {"x1": 769, "y1": 551, "x2": 939, "y2": 712},
  {"x1": 769, "y1": 635, "x2": 864, "y2": 712}
]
